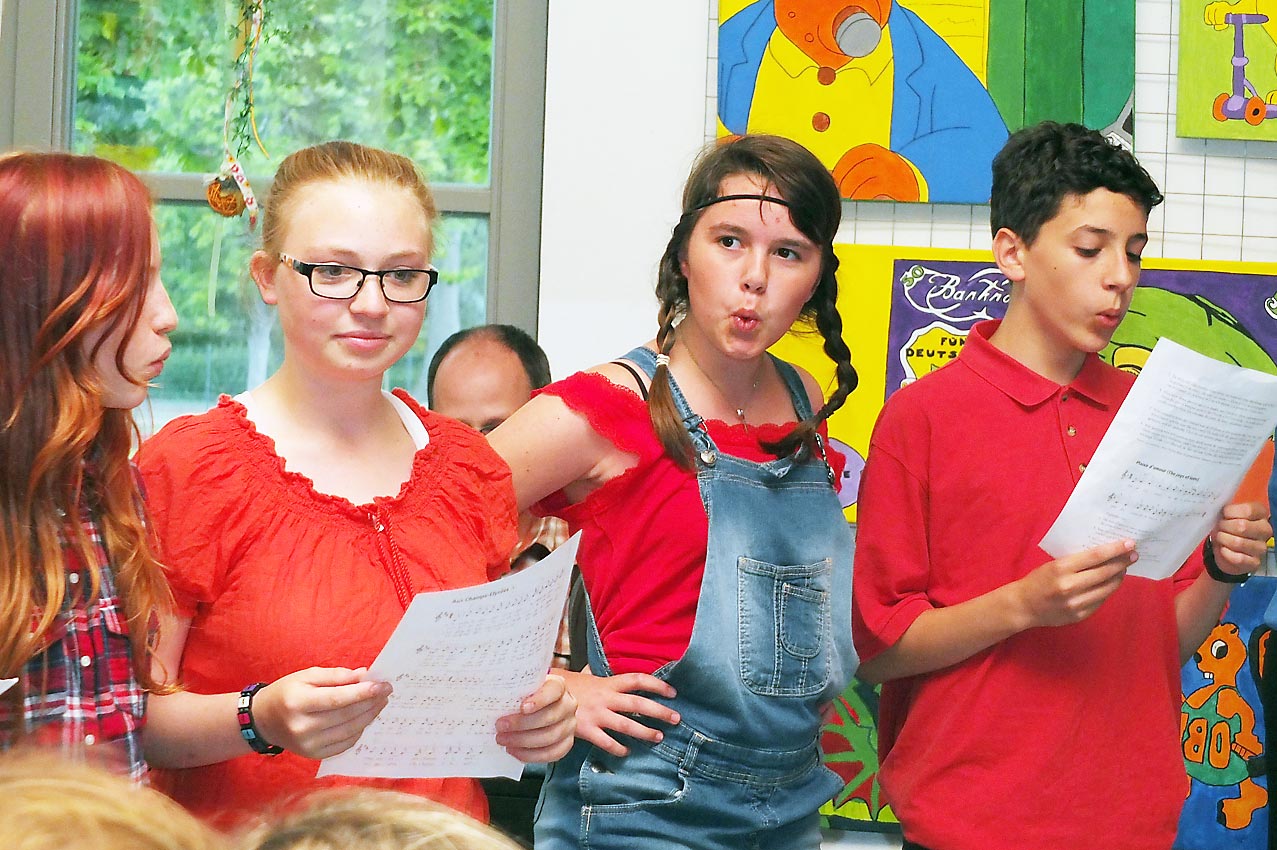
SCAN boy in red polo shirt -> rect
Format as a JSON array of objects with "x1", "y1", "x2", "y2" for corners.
[{"x1": 851, "y1": 121, "x2": 1273, "y2": 850}]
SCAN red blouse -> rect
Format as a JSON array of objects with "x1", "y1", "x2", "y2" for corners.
[
  {"x1": 136, "y1": 391, "x2": 516, "y2": 829},
  {"x1": 535, "y1": 372, "x2": 844, "y2": 675}
]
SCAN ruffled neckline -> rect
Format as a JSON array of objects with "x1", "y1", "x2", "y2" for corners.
[
  {"x1": 564, "y1": 371, "x2": 800, "y2": 453},
  {"x1": 215, "y1": 392, "x2": 440, "y2": 515}
]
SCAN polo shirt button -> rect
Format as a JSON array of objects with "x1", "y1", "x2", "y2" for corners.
[
  {"x1": 1078, "y1": 463, "x2": 1087, "y2": 473},
  {"x1": 813, "y1": 112, "x2": 831, "y2": 132},
  {"x1": 80, "y1": 655, "x2": 92, "y2": 667},
  {"x1": 1067, "y1": 426, "x2": 1077, "y2": 437},
  {"x1": 68, "y1": 573, "x2": 79, "y2": 584},
  {"x1": 817, "y1": 66, "x2": 837, "y2": 85},
  {"x1": 1061, "y1": 392, "x2": 1071, "y2": 402},
  {"x1": 84, "y1": 734, "x2": 95, "y2": 745}
]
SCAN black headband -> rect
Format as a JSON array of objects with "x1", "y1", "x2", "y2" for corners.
[{"x1": 687, "y1": 193, "x2": 793, "y2": 214}]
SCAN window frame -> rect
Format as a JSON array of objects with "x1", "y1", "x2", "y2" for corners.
[{"x1": 0, "y1": 0, "x2": 545, "y2": 333}]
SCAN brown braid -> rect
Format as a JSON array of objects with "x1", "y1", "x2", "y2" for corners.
[
  {"x1": 763, "y1": 249, "x2": 858, "y2": 458},
  {"x1": 648, "y1": 298, "x2": 695, "y2": 470},
  {"x1": 647, "y1": 209, "x2": 699, "y2": 470}
]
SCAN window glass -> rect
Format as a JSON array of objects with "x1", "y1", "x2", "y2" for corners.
[
  {"x1": 74, "y1": 1, "x2": 498, "y2": 433},
  {"x1": 74, "y1": 0, "x2": 494, "y2": 183}
]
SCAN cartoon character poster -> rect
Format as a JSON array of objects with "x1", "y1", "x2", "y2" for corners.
[
  {"x1": 1177, "y1": 1, "x2": 1277, "y2": 140},
  {"x1": 887, "y1": 259, "x2": 1277, "y2": 385},
  {"x1": 776, "y1": 246, "x2": 1277, "y2": 525},
  {"x1": 717, "y1": 0, "x2": 1135, "y2": 204},
  {"x1": 1175, "y1": 577, "x2": 1274, "y2": 849},
  {"x1": 775, "y1": 247, "x2": 1277, "y2": 833}
]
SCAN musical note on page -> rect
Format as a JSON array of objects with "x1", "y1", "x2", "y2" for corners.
[
  {"x1": 1040, "y1": 339, "x2": 1277, "y2": 580},
  {"x1": 318, "y1": 532, "x2": 579, "y2": 779}
]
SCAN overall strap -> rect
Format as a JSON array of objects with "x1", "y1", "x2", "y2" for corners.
[
  {"x1": 618, "y1": 346, "x2": 658, "y2": 377},
  {"x1": 771, "y1": 355, "x2": 814, "y2": 422},
  {"x1": 773, "y1": 355, "x2": 834, "y2": 480},
  {"x1": 617, "y1": 347, "x2": 706, "y2": 442},
  {"x1": 614, "y1": 347, "x2": 656, "y2": 401}
]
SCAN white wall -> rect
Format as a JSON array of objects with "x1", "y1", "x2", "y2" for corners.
[{"x1": 538, "y1": 0, "x2": 710, "y2": 377}]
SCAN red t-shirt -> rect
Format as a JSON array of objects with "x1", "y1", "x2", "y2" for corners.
[
  {"x1": 852, "y1": 321, "x2": 1200, "y2": 850},
  {"x1": 136, "y1": 391, "x2": 516, "y2": 829},
  {"x1": 535, "y1": 371, "x2": 844, "y2": 675}
]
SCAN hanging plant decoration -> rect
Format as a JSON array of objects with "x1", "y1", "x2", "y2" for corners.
[{"x1": 207, "y1": 0, "x2": 269, "y2": 227}]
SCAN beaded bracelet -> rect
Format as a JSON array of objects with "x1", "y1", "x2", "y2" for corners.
[
  {"x1": 1203, "y1": 537, "x2": 1249, "y2": 585},
  {"x1": 237, "y1": 682, "x2": 284, "y2": 755}
]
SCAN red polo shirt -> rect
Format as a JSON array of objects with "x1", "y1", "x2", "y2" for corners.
[{"x1": 853, "y1": 320, "x2": 1199, "y2": 850}]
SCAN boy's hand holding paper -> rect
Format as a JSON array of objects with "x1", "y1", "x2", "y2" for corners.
[{"x1": 1040, "y1": 338, "x2": 1277, "y2": 580}]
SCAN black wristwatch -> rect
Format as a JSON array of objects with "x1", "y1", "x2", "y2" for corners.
[{"x1": 1202, "y1": 538, "x2": 1249, "y2": 585}]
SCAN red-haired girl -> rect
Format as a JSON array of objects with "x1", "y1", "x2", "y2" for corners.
[{"x1": 0, "y1": 151, "x2": 178, "y2": 781}]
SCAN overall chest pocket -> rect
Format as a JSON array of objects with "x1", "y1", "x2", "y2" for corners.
[{"x1": 737, "y1": 557, "x2": 832, "y2": 697}]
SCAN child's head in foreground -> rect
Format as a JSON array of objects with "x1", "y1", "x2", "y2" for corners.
[
  {"x1": 0, "y1": 750, "x2": 226, "y2": 850},
  {"x1": 242, "y1": 788, "x2": 523, "y2": 850}
]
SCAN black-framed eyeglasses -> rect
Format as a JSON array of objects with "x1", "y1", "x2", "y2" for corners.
[{"x1": 279, "y1": 253, "x2": 438, "y2": 304}]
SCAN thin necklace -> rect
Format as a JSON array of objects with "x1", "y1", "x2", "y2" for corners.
[{"x1": 681, "y1": 344, "x2": 764, "y2": 425}]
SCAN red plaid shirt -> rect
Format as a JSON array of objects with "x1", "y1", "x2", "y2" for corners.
[{"x1": 0, "y1": 511, "x2": 148, "y2": 782}]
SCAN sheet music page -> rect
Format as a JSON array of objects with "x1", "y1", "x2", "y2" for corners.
[
  {"x1": 1040, "y1": 338, "x2": 1277, "y2": 580},
  {"x1": 0, "y1": 678, "x2": 15, "y2": 696},
  {"x1": 318, "y1": 532, "x2": 579, "y2": 779}
]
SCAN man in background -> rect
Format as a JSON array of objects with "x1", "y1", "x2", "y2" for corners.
[{"x1": 428, "y1": 324, "x2": 571, "y2": 848}]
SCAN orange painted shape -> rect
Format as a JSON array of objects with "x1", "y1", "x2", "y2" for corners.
[{"x1": 1233, "y1": 437, "x2": 1274, "y2": 504}]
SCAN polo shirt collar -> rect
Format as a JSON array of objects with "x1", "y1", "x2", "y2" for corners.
[{"x1": 960, "y1": 320, "x2": 1125, "y2": 409}]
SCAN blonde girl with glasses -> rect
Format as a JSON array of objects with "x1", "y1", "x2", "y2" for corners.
[{"x1": 135, "y1": 141, "x2": 575, "y2": 829}]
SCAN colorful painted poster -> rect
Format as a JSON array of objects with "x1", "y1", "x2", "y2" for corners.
[
  {"x1": 1175, "y1": 577, "x2": 1273, "y2": 849},
  {"x1": 1177, "y1": 1, "x2": 1277, "y2": 141},
  {"x1": 783, "y1": 247, "x2": 1277, "y2": 832},
  {"x1": 886, "y1": 259, "x2": 1277, "y2": 383},
  {"x1": 717, "y1": 0, "x2": 1134, "y2": 204},
  {"x1": 776, "y1": 246, "x2": 1277, "y2": 524},
  {"x1": 820, "y1": 678, "x2": 897, "y2": 832}
]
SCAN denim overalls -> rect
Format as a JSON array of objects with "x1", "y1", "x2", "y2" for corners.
[{"x1": 535, "y1": 347, "x2": 857, "y2": 850}]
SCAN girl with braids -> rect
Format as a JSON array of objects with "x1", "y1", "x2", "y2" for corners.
[
  {"x1": 0, "y1": 152, "x2": 179, "y2": 781},
  {"x1": 488, "y1": 134, "x2": 859, "y2": 849},
  {"x1": 135, "y1": 141, "x2": 575, "y2": 828}
]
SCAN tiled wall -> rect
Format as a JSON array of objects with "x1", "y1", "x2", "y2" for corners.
[{"x1": 704, "y1": 0, "x2": 1277, "y2": 261}]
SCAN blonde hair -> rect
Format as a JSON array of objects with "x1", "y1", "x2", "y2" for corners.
[
  {"x1": 242, "y1": 789, "x2": 522, "y2": 850},
  {"x1": 0, "y1": 750, "x2": 227, "y2": 850},
  {"x1": 259, "y1": 140, "x2": 438, "y2": 259}
]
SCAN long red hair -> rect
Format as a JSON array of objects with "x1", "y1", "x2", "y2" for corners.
[{"x1": 0, "y1": 151, "x2": 172, "y2": 690}]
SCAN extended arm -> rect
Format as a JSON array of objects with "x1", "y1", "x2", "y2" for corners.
[
  {"x1": 487, "y1": 363, "x2": 680, "y2": 752},
  {"x1": 489, "y1": 388, "x2": 626, "y2": 514}
]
